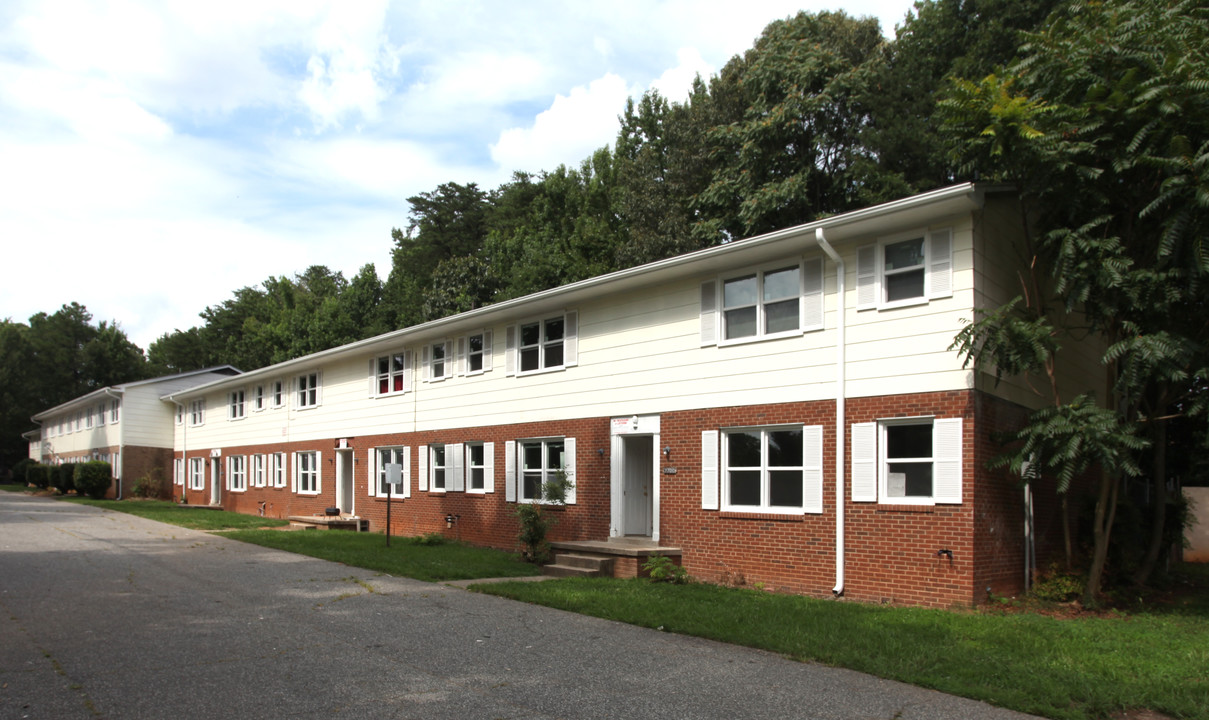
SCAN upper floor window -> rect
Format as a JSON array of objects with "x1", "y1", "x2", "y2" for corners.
[
  {"x1": 856, "y1": 228, "x2": 953, "y2": 310},
  {"x1": 228, "y1": 390, "x2": 245, "y2": 420},
  {"x1": 460, "y1": 331, "x2": 492, "y2": 375},
  {"x1": 85, "y1": 409, "x2": 93, "y2": 429},
  {"x1": 373, "y1": 352, "x2": 409, "y2": 396},
  {"x1": 851, "y1": 417, "x2": 963, "y2": 505},
  {"x1": 423, "y1": 342, "x2": 450, "y2": 382},
  {"x1": 271, "y1": 380, "x2": 285, "y2": 408},
  {"x1": 96, "y1": 403, "x2": 106, "y2": 426},
  {"x1": 175, "y1": 405, "x2": 183, "y2": 425},
  {"x1": 110, "y1": 399, "x2": 120, "y2": 423},
  {"x1": 700, "y1": 261, "x2": 822, "y2": 347},
  {"x1": 252, "y1": 385, "x2": 265, "y2": 412},
  {"x1": 506, "y1": 312, "x2": 578, "y2": 376},
  {"x1": 189, "y1": 399, "x2": 206, "y2": 427},
  {"x1": 75, "y1": 411, "x2": 82, "y2": 432},
  {"x1": 297, "y1": 373, "x2": 320, "y2": 409}
]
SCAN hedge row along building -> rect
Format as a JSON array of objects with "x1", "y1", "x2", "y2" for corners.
[{"x1": 25, "y1": 183, "x2": 1100, "y2": 608}]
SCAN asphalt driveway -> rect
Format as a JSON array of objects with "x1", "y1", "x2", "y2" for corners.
[{"x1": 0, "y1": 492, "x2": 1041, "y2": 719}]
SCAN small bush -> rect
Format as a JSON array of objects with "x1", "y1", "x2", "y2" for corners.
[
  {"x1": 53, "y1": 463, "x2": 76, "y2": 494},
  {"x1": 412, "y1": 532, "x2": 448, "y2": 546},
  {"x1": 130, "y1": 469, "x2": 162, "y2": 499},
  {"x1": 516, "y1": 503, "x2": 551, "y2": 563},
  {"x1": 73, "y1": 461, "x2": 113, "y2": 499},
  {"x1": 642, "y1": 553, "x2": 689, "y2": 584},
  {"x1": 27, "y1": 464, "x2": 52, "y2": 489},
  {"x1": 1030, "y1": 563, "x2": 1083, "y2": 603},
  {"x1": 11, "y1": 458, "x2": 35, "y2": 484}
]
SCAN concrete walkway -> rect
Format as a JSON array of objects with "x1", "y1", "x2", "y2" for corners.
[{"x1": 0, "y1": 492, "x2": 1041, "y2": 719}]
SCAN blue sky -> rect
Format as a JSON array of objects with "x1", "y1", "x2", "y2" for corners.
[{"x1": 0, "y1": 0, "x2": 918, "y2": 350}]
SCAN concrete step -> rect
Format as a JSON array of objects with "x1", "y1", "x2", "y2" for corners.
[{"x1": 541, "y1": 553, "x2": 616, "y2": 578}]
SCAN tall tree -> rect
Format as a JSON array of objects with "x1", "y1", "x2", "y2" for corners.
[{"x1": 943, "y1": 0, "x2": 1209, "y2": 602}]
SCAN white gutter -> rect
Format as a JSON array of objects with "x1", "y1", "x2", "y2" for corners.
[{"x1": 815, "y1": 228, "x2": 846, "y2": 597}]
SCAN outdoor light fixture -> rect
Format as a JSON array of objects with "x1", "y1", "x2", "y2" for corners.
[{"x1": 663, "y1": 446, "x2": 672, "y2": 459}]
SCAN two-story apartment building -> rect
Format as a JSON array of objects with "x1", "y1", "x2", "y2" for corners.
[
  {"x1": 27, "y1": 367, "x2": 240, "y2": 498},
  {"x1": 158, "y1": 183, "x2": 1101, "y2": 608}
]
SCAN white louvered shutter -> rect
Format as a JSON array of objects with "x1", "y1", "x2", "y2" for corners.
[
  {"x1": 851, "y1": 422, "x2": 877, "y2": 501},
  {"x1": 803, "y1": 425, "x2": 823, "y2": 514},
  {"x1": 482, "y1": 330, "x2": 494, "y2": 371},
  {"x1": 802, "y1": 258, "x2": 824, "y2": 331},
  {"x1": 418, "y1": 446, "x2": 428, "y2": 491},
  {"x1": 403, "y1": 446, "x2": 412, "y2": 498},
  {"x1": 933, "y1": 418, "x2": 963, "y2": 503},
  {"x1": 929, "y1": 228, "x2": 953, "y2": 299},
  {"x1": 368, "y1": 358, "x2": 377, "y2": 397},
  {"x1": 456, "y1": 337, "x2": 466, "y2": 376},
  {"x1": 421, "y1": 345, "x2": 430, "y2": 382},
  {"x1": 563, "y1": 437, "x2": 576, "y2": 504},
  {"x1": 451, "y1": 442, "x2": 465, "y2": 492},
  {"x1": 564, "y1": 311, "x2": 578, "y2": 367},
  {"x1": 701, "y1": 430, "x2": 719, "y2": 510},
  {"x1": 484, "y1": 441, "x2": 495, "y2": 493},
  {"x1": 700, "y1": 280, "x2": 718, "y2": 346},
  {"x1": 505, "y1": 326, "x2": 517, "y2": 376},
  {"x1": 505, "y1": 440, "x2": 516, "y2": 501},
  {"x1": 856, "y1": 245, "x2": 877, "y2": 310}
]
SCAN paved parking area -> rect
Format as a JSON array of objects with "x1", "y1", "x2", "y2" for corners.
[{"x1": 0, "y1": 493, "x2": 1041, "y2": 719}]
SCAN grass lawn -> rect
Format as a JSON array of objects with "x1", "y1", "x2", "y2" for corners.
[
  {"x1": 475, "y1": 573, "x2": 1209, "y2": 720},
  {"x1": 64, "y1": 497, "x2": 290, "y2": 531},
  {"x1": 219, "y1": 529, "x2": 537, "y2": 583},
  {"x1": 0, "y1": 483, "x2": 29, "y2": 493}
]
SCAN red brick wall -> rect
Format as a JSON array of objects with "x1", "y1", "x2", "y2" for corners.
[{"x1": 120, "y1": 446, "x2": 174, "y2": 499}]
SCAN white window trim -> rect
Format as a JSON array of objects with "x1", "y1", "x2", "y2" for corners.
[
  {"x1": 96, "y1": 404, "x2": 106, "y2": 426},
  {"x1": 110, "y1": 399, "x2": 120, "y2": 423},
  {"x1": 174, "y1": 458, "x2": 184, "y2": 486},
  {"x1": 851, "y1": 417, "x2": 962, "y2": 505},
  {"x1": 252, "y1": 454, "x2": 266, "y2": 488},
  {"x1": 271, "y1": 380, "x2": 286, "y2": 409},
  {"x1": 295, "y1": 372, "x2": 321, "y2": 410},
  {"x1": 857, "y1": 227, "x2": 954, "y2": 311},
  {"x1": 507, "y1": 436, "x2": 576, "y2": 505},
  {"x1": 228, "y1": 389, "x2": 246, "y2": 421},
  {"x1": 422, "y1": 341, "x2": 452, "y2": 383},
  {"x1": 188, "y1": 457, "x2": 205, "y2": 491},
  {"x1": 227, "y1": 455, "x2": 247, "y2": 492},
  {"x1": 370, "y1": 351, "x2": 412, "y2": 398},
  {"x1": 717, "y1": 424, "x2": 823, "y2": 515},
  {"x1": 189, "y1": 399, "x2": 206, "y2": 428},
  {"x1": 465, "y1": 441, "x2": 494, "y2": 494},
  {"x1": 426, "y1": 443, "x2": 448, "y2": 492},
  {"x1": 370, "y1": 446, "x2": 411, "y2": 498},
  {"x1": 506, "y1": 311, "x2": 578, "y2": 377},
  {"x1": 252, "y1": 385, "x2": 266, "y2": 412},
  {"x1": 459, "y1": 330, "x2": 493, "y2": 377},
  {"x1": 292, "y1": 450, "x2": 321, "y2": 495},
  {"x1": 271, "y1": 452, "x2": 287, "y2": 488}
]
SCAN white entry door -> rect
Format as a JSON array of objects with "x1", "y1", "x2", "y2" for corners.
[
  {"x1": 210, "y1": 458, "x2": 221, "y2": 506},
  {"x1": 335, "y1": 449, "x2": 354, "y2": 515},
  {"x1": 622, "y1": 435, "x2": 653, "y2": 536}
]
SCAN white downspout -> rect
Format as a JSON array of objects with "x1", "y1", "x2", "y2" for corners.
[
  {"x1": 102, "y1": 388, "x2": 123, "y2": 499},
  {"x1": 815, "y1": 228, "x2": 846, "y2": 597},
  {"x1": 169, "y1": 396, "x2": 187, "y2": 502}
]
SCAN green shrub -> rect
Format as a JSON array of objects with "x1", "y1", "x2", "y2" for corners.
[
  {"x1": 130, "y1": 469, "x2": 162, "y2": 499},
  {"x1": 11, "y1": 458, "x2": 35, "y2": 484},
  {"x1": 642, "y1": 553, "x2": 690, "y2": 584},
  {"x1": 1030, "y1": 563, "x2": 1083, "y2": 603},
  {"x1": 53, "y1": 463, "x2": 76, "y2": 494},
  {"x1": 515, "y1": 467, "x2": 574, "y2": 564},
  {"x1": 27, "y1": 464, "x2": 52, "y2": 489},
  {"x1": 412, "y1": 532, "x2": 448, "y2": 546},
  {"x1": 73, "y1": 461, "x2": 113, "y2": 499}
]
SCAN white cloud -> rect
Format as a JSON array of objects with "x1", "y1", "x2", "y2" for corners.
[
  {"x1": 489, "y1": 73, "x2": 631, "y2": 175},
  {"x1": 649, "y1": 48, "x2": 714, "y2": 102},
  {"x1": 298, "y1": 0, "x2": 397, "y2": 130}
]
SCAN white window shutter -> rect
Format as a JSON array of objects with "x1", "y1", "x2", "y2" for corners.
[
  {"x1": 452, "y1": 442, "x2": 465, "y2": 492},
  {"x1": 563, "y1": 437, "x2": 576, "y2": 504},
  {"x1": 505, "y1": 440, "x2": 516, "y2": 501},
  {"x1": 803, "y1": 425, "x2": 824, "y2": 514},
  {"x1": 444, "y1": 340, "x2": 452, "y2": 375},
  {"x1": 368, "y1": 449, "x2": 377, "y2": 496},
  {"x1": 929, "y1": 228, "x2": 953, "y2": 299},
  {"x1": 564, "y1": 310, "x2": 578, "y2": 367},
  {"x1": 484, "y1": 441, "x2": 495, "y2": 493},
  {"x1": 421, "y1": 345, "x2": 430, "y2": 382},
  {"x1": 225, "y1": 457, "x2": 231, "y2": 490},
  {"x1": 856, "y1": 244, "x2": 877, "y2": 310},
  {"x1": 368, "y1": 358, "x2": 376, "y2": 397},
  {"x1": 483, "y1": 330, "x2": 494, "y2": 371},
  {"x1": 505, "y1": 326, "x2": 517, "y2": 376},
  {"x1": 403, "y1": 446, "x2": 412, "y2": 498},
  {"x1": 701, "y1": 430, "x2": 719, "y2": 510},
  {"x1": 418, "y1": 446, "x2": 429, "y2": 491},
  {"x1": 802, "y1": 257, "x2": 824, "y2": 331},
  {"x1": 291, "y1": 452, "x2": 297, "y2": 493},
  {"x1": 700, "y1": 280, "x2": 718, "y2": 346},
  {"x1": 851, "y1": 422, "x2": 877, "y2": 501},
  {"x1": 315, "y1": 452, "x2": 322, "y2": 493},
  {"x1": 456, "y1": 337, "x2": 466, "y2": 376},
  {"x1": 403, "y1": 350, "x2": 413, "y2": 393},
  {"x1": 934, "y1": 418, "x2": 963, "y2": 503}
]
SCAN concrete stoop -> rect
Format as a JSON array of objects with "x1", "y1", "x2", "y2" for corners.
[{"x1": 541, "y1": 552, "x2": 617, "y2": 578}]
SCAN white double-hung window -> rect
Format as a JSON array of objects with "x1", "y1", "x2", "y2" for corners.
[
  {"x1": 293, "y1": 451, "x2": 320, "y2": 494},
  {"x1": 700, "y1": 426, "x2": 823, "y2": 514},
  {"x1": 228, "y1": 455, "x2": 247, "y2": 492},
  {"x1": 189, "y1": 399, "x2": 206, "y2": 427},
  {"x1": 228, "y1": 390, "x2": 245, "y2": 420},
  {"x1": 371, "y1": 352, "x2": 410, "y2": 396},
  {"x1": 459, "y1": 331, "x2": 492, "y2": 375},
  {"x1": 505, "y1": 312, "x2": 578, "y2": 376},
  {"x1": 296, "y1": 373, "x2": 320, "y2": 409},
  {"x1": 466, "y1": 442, "x2": 493, "y2": 493},
  {"x1": 504, "y1": 438, "x2": 576, "y2": 504},
  {"x1": 371, "y1": 446, "x2": 410, "y2": 498},
  {"x1": 851, "y1": 418, "x2": 963, "y2": 505},
  {"x1": 700, "y1": 260, "x2": 823, "y2": 346},
  {"x1": 422, "y1": 342, "x2": 450, "y2": 382},
  {"x1": 856, "y1": 228, "x2": 953, "y2": 310},
  {"x1": 188, "y1": 457, "x2": 205, "y2": 490}
]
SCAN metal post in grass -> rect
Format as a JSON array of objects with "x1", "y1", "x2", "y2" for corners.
[{"x1": 385, "y1": 462, "x2": 402, "y2": 547}]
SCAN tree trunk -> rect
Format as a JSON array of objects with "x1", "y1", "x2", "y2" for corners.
[
  {"x1": 1131, "y1": 417, "x2": 1168, "y2": 586},
  {"x1": 1083, "y1": 469, "x2": 1120, "y2": 607}
]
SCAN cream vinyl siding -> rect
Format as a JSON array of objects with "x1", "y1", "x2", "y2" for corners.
[{"x1": 169, "y1": 202, "x2": 1002, "y2": 443}]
